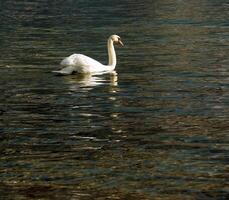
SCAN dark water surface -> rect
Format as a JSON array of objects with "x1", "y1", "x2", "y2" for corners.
[{"x1": 0, "y1": 0, "x2": 229, "y2": 199}]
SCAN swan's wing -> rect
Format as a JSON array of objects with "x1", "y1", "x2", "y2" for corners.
[
  {"x1": 52, "y1": 66, "x2": 75, "y2": 75},
  {"x1": 60, "y1": 54, "x2": 103, "y2": 67},
  {"x1": 59, "y1": 54, "x2": 109, "y2": 73},
  {"x1": 60, "y1": 54, "x2": 76, "y2": 66}
]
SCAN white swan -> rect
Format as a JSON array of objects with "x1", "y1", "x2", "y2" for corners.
[{"x1": 53, "y1": 34, "x2": 124, "y2": 75}]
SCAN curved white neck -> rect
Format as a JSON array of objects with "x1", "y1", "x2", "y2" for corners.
[{"x1": 107, "y1": 39, "x2": 116, "y2": 67}]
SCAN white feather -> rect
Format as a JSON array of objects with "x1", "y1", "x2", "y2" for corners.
[{"x1": 52, "y1": 35, "x2": 123, "y2": 75}]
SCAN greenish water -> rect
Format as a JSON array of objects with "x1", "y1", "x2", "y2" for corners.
[{"x1": 0, "y1": 0, "x2": 228, "y2": 199}]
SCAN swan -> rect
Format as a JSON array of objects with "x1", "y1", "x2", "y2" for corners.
[{"x1": 52, "y1": 34, "x2": 124, "y2": 75}]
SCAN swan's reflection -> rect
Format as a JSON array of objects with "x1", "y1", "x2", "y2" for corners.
[{"x1": 63, "y1": 71, "x2": 118, "y2": 91}]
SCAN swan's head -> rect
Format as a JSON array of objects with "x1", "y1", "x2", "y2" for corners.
[{"x1": 110, "y1": 35, "x2": 124, "y2": 46}]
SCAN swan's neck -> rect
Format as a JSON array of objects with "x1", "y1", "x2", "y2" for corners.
[{"x1": 107, "y1": 39, "x2": 116, "y2": 67}]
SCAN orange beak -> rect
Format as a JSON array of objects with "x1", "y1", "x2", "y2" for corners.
[{"x1": 118, "y1": 40, "x2": 124, "y2": 47}]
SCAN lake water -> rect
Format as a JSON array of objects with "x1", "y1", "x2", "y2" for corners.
[{"x1": 0, "y1": 0, "x2": 228, "y2": 199}]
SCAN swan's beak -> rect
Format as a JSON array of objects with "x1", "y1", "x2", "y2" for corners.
[{"x1": 118, "y1": 40, "x2": 124, "y2": 47}]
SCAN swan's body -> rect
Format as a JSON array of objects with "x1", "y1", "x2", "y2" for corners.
[{"x1": 53, "y1": 35, "x2": 123, "y2": 75}]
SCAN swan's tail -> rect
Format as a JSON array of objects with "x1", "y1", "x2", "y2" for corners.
[{"x1": 52, "y1": 66, "x2": 75, "y2": 75}]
